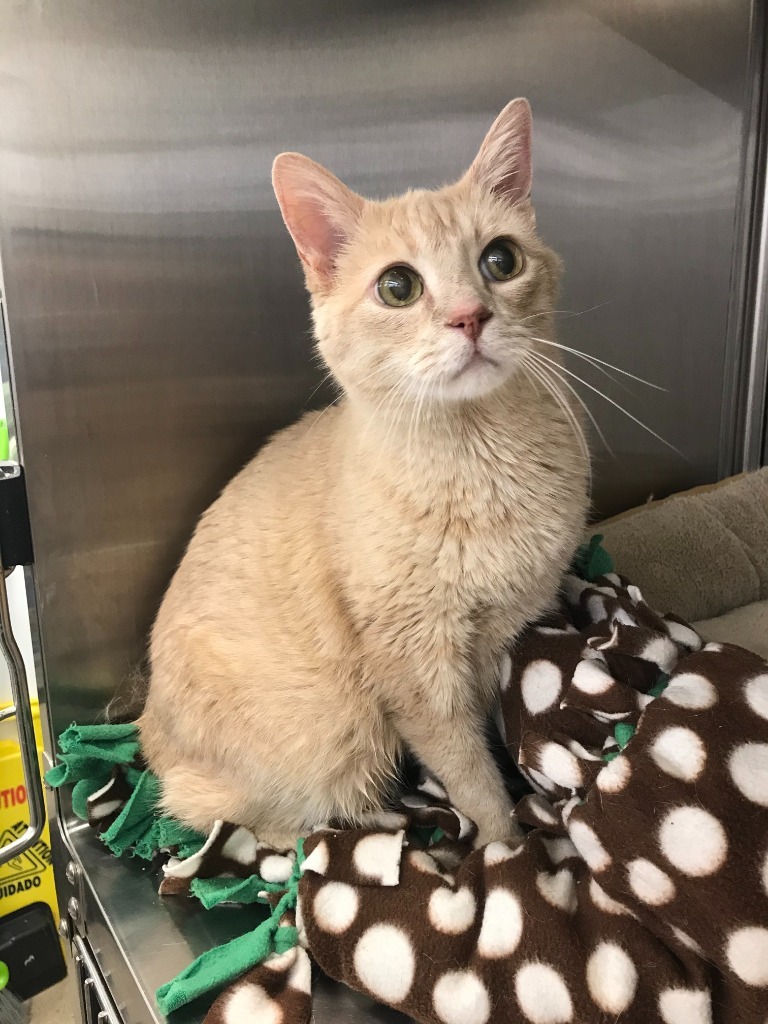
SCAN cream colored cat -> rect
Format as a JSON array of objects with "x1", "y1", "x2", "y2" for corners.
[{"x1": 139, "y1": 99, "x2": 588, "y2": 848}]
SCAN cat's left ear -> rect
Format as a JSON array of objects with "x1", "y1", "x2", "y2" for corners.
[
  {"x1": 272, "y1": 152, "x2": 364, "y2": 292},
  {"x1": 465, "y1": 98, "x2": 532, "y2": 206}
]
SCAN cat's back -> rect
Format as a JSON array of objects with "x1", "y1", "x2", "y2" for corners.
[
  {"x1": 151, "y1": 402, "x2": 347, "y2": 658},
  {"x1": 222, "y1": 402, "x2": 343, "y2": 517},
  {"x1": 186, "y1": 403, "x2": 340, "y2": 558}
]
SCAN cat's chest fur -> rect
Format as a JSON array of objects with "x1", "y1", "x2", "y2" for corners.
[{"x1": 338, "y1": 393, "x2": 586, "y2": 680}]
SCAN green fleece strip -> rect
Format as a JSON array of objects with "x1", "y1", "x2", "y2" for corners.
[{"x1": 156, "y1": 840, "x2": 305, "y2": 1016}]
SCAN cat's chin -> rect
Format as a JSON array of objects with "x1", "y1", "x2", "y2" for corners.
[{"x1": 434, "y1": 361, "x2": 513, "y2": 403}]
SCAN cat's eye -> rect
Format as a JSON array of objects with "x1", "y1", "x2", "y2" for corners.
[
  {"x1": 479, "y1": 238, "x2": 524, "y2": 283},
  {"x1": 376, "y1": 265, "x2": 424, "y2": 307}
]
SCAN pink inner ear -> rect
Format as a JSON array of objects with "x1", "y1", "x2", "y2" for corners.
[
  {"x1": 281, "y1": 193, "x2": 341, "y2": 275},
  {"x1": 469, "y1": 98, "x2": 532, "y2": 205},
  {"x1": 272, "y1": 153, "x2": 362, "y2": 283},
  {"x1": 492, "y1": 157, "x2": 531, "y2": 204}
]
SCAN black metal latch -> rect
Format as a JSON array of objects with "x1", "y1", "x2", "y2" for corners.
[{"x1": 0, "y1": 462, "x2": 34, "y2": 568}]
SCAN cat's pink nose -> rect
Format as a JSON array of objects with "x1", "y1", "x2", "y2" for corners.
[{"x1": 446, "y1": 303, "x2": 492, "y2": 343}]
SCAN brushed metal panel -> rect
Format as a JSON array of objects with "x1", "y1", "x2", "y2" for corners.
[{"x1": 0, "y1": 2, "x2": 755, "y2": 1020}]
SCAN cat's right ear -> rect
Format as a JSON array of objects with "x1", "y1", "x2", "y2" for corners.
[
  {"x1": 272, "y1": 153, "x2": 363, "y2": 292},
  {"x1": 465, "y1": 98, "x2": 532, "y2": 207}
]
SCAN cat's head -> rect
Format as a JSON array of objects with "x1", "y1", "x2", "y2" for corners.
[{"x1": 273, "y1": 99, "x2": 560, "y2": 404}]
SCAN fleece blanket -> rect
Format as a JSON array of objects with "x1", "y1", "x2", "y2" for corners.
[{"x1": 48, "y1": 540, "x2": 768, "y2": 1024}]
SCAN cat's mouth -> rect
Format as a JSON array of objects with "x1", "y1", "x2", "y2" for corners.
[{"x1": 453, "y1": 350, "x2": 500, "y2": 379}]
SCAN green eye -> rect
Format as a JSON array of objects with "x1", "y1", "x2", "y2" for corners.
[
  {"x1": 376, "y1": 265, "x2": 424, "y2": 307},
  {"x1": 479, "y1": 238, "x2": 524, "y2": 282}
]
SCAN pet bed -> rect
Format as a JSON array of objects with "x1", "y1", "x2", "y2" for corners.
[
  {"x1": 47, "y1": 474, "x2": 768, "y2": 1024},
  {"x1": 597, "y1": 467, "x2": 768, "y2": 660}
]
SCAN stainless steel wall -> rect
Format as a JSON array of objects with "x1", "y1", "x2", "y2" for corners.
[{"x1": 0, "y1": 0, "x2": 754, "y2": 731}]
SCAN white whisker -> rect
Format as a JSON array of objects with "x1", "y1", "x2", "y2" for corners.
[
  {"x1": 526, "y1": 351, "x2": 613, "y2": 458},
  {"x1": 529, "y1": 335, "x2": 665, "y2": 392},
  {"x1": 361, "y1": 378, "x2": 407, "y2": 453},
  {"x1": 532, "y1": 350, "x2": 681, "y2": 455},
  {"x1": 517, "y1": 301, "x2": 611, "y2": 325},
  {"x1": 521, "y1": 356, "x2": 591, "y2": 471},
  {"x1": 304, "y1": 369, "x2": 337, "y2": 408},
  {"x1": 379, "y1": 379, "x2": 413, "y2": 461},
  {"x1": 303, "y1": 396, "x2": 343, "y2": 440},
  {"x1": 309, "y1": 363, "x2": 393, "y2": 446},
  {"x1": 406, "y1": 377, "x2": 424, "y2": 467},
  {"x1": 412, "y1": 378, "x2": 431, "y2": 466},
  {"x1": 531, "y1": 339, "x2": 632, "y2": 394}
]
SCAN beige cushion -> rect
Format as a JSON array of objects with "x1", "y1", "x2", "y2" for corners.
[
  {"x1": 693, "y1": 599, "x2": 768, "y2": 662},
  {"x1": 595, "y1": 468, "x2": 768, "y2": 623}
]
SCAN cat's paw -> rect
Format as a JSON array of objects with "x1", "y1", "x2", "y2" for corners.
[{"x1": 473, "y1": 811, "x2": 522, "y2": 849}]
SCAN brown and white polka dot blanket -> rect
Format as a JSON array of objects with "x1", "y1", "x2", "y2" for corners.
[{"x1": 92, "y1": 563, "x2": 768, "y2": 1023}]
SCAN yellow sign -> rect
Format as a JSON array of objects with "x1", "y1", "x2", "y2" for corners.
[{"x1": 0, "y1": 701, "x2": 59, "y2": 921}]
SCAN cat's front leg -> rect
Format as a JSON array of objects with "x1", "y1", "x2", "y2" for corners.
[{"x1": 392, "y1": 706, "x2": 518, "y2": 847}]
